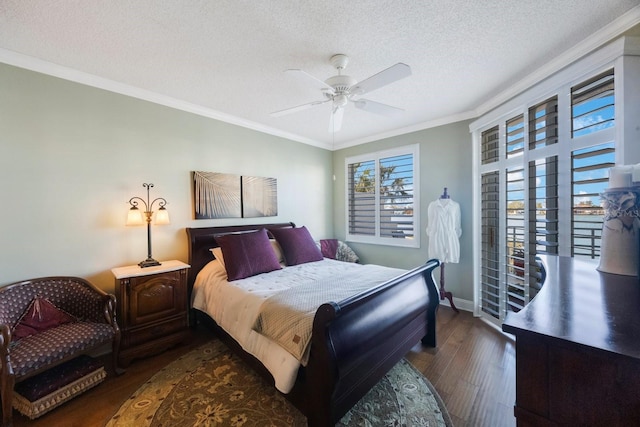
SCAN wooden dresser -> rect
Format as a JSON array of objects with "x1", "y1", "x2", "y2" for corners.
[
  {"x1": 502, "y1": 255, "x2": 640, "y2": 425},
  {"x1": 112, "y1": 260, "x2": 190, "y2": 367}
]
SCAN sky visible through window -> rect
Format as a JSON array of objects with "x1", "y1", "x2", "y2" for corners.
[
  {"x1": 351, "y1": 155, "x2": 414, "y2": 203},
  {"x1": 506, "y1": 92, "x2": 615, "y2": 209},
  {"x1": 348, "y1": 147, "x2": 418, "y2": 243}
]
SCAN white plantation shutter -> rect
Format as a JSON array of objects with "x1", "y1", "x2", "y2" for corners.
[
  {"x1": 482, "y1": 125, "x2": 499, "y2": 165},
  {"x1": 526, "y1": 97, "x2": 560, "y2": 295},
  {"x1": 347, "y1": 160, "x2": 376, "y2": 237},
  {"x1": 528, "y1": 157, "x2": 559, "y2": 257},
  {"x1": 505, "y1": 167, "x2": 526, "y2": 312},
  {"x1": 528, "y1": 156, "x2": 558, "y2": 297},
  {"x1": 570, "y1": 70, "x2": 615, "y2": 259},
  {"x1": 571, "y1": 143, "x2": 615, "y2": 258},
  {"x1": 506, "y1": 115, "x2": 524, "y2": 159},
  {"x1": 346, "y1": 145, "x2": 419, "y2": 247},
  {"x1": 480, "y1": 171, "x2": 500, "y2": 319},
  {"x1": 571, "y1": 70, "x2": 614, "y2": 138},
  {"x1": 379, "y1": 153, "x2": 415, "y2": 239},
  {"x1": 529, "y1": 96, "x2": 558, "y2": 149},
  {"x1": 476, "y1": 68, "x2": 616, "y2": 324}
]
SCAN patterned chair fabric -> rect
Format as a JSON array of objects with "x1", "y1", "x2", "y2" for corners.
[
  {"x1": 0, "y1": 276, "x2": 121, "y2": 426},
  {"x1": 9, "y1": 323, "x2": 116, "y2": 379}
]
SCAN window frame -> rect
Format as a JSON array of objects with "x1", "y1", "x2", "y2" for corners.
[
  {"x1": 471, "y1": 36, "x2": 640, "y2": 326},
  {"x1": 345, "y1": 144, "x2": 420, "y2": 248},
  {"x1": 473, "y1": 67, "x2": 617, "y2": 325}
]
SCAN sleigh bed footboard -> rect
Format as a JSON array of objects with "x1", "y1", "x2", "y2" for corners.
[{"x1": 303, "y1": 259, "x2": 440, "y2": 426}]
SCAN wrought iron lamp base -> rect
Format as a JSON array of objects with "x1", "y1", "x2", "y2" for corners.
[{"x1": 138, "y1": 258, "x2": 161, "y2": 268}]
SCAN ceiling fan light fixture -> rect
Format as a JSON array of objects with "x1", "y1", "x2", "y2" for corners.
[
  {"x1": 270, "y1": 54, "x2": 411, "y2": 132},
  {"x1": 334, "y1": 94, "x2": 348, "y2": 108}
]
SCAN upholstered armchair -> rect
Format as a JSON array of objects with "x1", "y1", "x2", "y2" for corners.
[{"x1": 0, "y1": 276, "x2": 120, "y2": 426}]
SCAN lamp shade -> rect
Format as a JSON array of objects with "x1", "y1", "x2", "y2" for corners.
[
  {"x1": 126, "y1": 207, "x2": 145, "y2": 226},
  {"x1": 155, "y1": 207, "x2": 170, "y2": 225}
]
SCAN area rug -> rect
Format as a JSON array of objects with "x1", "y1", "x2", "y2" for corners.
[{"x1": 107, "y1": 340, "x2": 453, "y2": 427}]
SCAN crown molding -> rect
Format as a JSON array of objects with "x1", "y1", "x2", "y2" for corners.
[
  {"x1": 333, "y1": 110, "x2": 477, "y2": 150},
  {"x1": 0, "y1": 47, "x2": 328, "y2": 149},
  {"x1": 0, "y1": 46, "x2": 472, "y2": 152},
  {"x1": 472, "y1": 5, "x2": 640, "y2": 121},
  {"x1": 2, "y1": 4, "x2": 638, "y2": 151}
]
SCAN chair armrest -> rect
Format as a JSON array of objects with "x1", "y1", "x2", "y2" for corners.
[
  {"x1": 0, "y1": 324, "x2": 14, "y2": 377},
  {"x1": 103, "y1": 293, "x2": 119, "y2": 333},
  {"x1": 0, "y1": 324, "x2": 10, "y2": 349}
]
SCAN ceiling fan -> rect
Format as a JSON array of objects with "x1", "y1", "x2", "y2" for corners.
[{"x1": 270, "y1": 54, "x2": 412, "y2": 132}]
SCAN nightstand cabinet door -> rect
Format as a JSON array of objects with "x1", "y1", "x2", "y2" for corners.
[
  {"x1": 114, "y1": 263, "x2": 189, "y2": 367},
  {"x1": 125, "y1": 269, "x2": 186, "y2": 328}
]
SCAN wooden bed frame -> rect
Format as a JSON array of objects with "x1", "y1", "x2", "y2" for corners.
[{"x1": 186, "y1": 223, "x2": 441, "y2": 427}]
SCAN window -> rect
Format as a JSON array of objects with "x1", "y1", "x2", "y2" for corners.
[
  {"x1": 571, "y1": 70, "x2": 614, "y2": 138},
  {"x1": 506, "y1": 115, "x2": 525, "y2": 158},
  {"x1": 475, "y1": 68, "x2": 616, "y2": 323},
  {"x1": 571, "y1": 143, "x2": 614, "y2": 258},
  {"x1": 529, "y1": 96, "x2": 558, "y2": 149},
  {"x1": 528, "y1": 156, "x2": 558, "y2": 297},
  {"x1": 346, "y1": 144, "x2": 419, "y2": 247},
  {"x1": 480, "y1": 171, "x2": 500, "y2": 318},
  {"x1": 481, "y1": 125, "x2": 499, "y2": 165},
  {"x1": 506, "y1": 167, "x2": 526, "y2": 312},
  {"x1": 570, "y1": 70, "x2": 615, "y2": 259},
  {"x1": 528, "y1": 156, "x2": 559, "y2": 257}
]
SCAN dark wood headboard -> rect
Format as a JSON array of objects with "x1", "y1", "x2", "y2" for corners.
[{"x1": 185, "y1": 222, "x2": 295, "y2": 292}]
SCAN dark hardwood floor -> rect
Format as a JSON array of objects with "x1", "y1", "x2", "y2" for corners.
[
  {"x1": 406, "y1": 307, "x2": 516, "y2": 427},
  {"x1": 11, "y1": 307, "x2": 516, "y2": 427}
]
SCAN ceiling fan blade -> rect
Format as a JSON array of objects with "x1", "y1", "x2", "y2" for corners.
[
  {"x1": 329, "y1": 106, "x2": 344, "y2": 132},
  {"x1": 354, "y1": 99, "x2": 404, "y2": 116},
  {"x1": 285, "y1": 69, "x2": 335, "y2": 94},
  {"x1": 270, "y1": 99, "x2": 330, "y2": 117},
  {"x1": 350, "y1": 63, "x2": 411, "y2": 96}
]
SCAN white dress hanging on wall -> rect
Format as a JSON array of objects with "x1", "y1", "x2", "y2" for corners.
[{"x1": 426, "y1": 198, "x2": 462, "y2": 263}]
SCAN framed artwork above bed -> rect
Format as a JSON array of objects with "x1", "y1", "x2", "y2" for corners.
[{"x1": 193, "y1": 171, "x2": 278, "y2": 219}]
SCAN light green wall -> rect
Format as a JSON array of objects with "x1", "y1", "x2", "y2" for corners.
[
  {"x1": 0, "y1": 63, "x2": 474, "y2": 301},
  {"x1": 332, "y1": 121, "x2": 474, "y2": 302},
  {"x1": 0, "y1": 64, "x2": 333, "y2": 293}
]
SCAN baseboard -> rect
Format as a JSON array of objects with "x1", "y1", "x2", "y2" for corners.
[{"x1": 438, "y1": 296, "x2": 473, "y2": 313}]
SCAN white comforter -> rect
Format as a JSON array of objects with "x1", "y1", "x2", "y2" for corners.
[{"x1": 191, "y1": 258, "x2": 404, "y2": 393}]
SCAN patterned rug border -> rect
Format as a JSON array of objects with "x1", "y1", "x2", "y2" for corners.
[
  {"x1": 107, "y1": 340, "x2": 453, "y2": 426},
  {"x1": 107, "y1": 343, "x2": 224, "y2": 427},
  {"x1": 403, "y1": 360, "x2": 454, "y2": 427}
]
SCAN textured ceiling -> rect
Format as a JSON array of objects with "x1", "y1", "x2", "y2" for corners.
[{"x1": 1, "y1": 1, "x2": 639, "y2": 149}]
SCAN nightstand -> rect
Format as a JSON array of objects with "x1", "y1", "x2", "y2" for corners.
[{"x1": 111, "y1": 260, "x2": 190, "y2": 367}]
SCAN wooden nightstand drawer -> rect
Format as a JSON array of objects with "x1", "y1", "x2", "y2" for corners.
[
  {"x1": 112, "y1": 260, "x2": 190, "y2": 367},
  {"x1": 123, "y1": 316, "x2": 188, "y2": 347}
]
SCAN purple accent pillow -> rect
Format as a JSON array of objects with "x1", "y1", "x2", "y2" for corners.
[
  {"x1": 320, "y1": 239, "x2": 339, "y2": 259},
  {"x1": 13, "y1": 297, "x2": 77, "y2": 340},
  {"x1": 215, "y1": 229, "x2": 282, "y2": 280},
  {"x1": 270, "y1": 226, "x2": 324, "y2": 266}
]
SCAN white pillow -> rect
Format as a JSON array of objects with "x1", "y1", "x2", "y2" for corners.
[
  {"x1": 210, "y1": 239, "x2": 284, "y2": 269},
  {"x1": 211, "y1": 247, "x2": 225, "y2": 268},
  {"x1": 270, "y1": 239, "x2": 285, "y2": 264}
]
